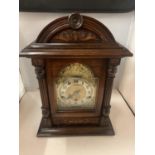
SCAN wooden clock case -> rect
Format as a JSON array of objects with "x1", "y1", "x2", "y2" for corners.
[{"x1": 20, "y1": 13, "x2": 132, "y2": 137}]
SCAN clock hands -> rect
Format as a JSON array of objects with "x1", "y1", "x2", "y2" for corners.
[{"x1": 67, "y1": 89, "x2": 81, "y2": 100}]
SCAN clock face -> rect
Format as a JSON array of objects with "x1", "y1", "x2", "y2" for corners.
[
  {"x1": 56, "y1": 78, "x2": 97, "y2": 110},
  {"x1": 55, "y1": 63, "x2": 98, "y2": 110}
]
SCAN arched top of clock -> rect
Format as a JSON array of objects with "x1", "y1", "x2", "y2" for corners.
[
  {"x1": 20, "y1": 13, "x2": 133, "y2": 58},
  {"x1": 36, "y1": 13, "x2": 115, "y2": 43}
]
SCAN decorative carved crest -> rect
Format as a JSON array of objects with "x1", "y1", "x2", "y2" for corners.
[{"x1": 51, "y1": 29, "x2": 100, "y2": 42}]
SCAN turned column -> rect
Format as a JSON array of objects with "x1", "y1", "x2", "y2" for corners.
[
  {"x1": 32, "y1": 59, "x2": 51, "y2": 126},
  {"x1": 102, "y1": 58, "x2": 121, "y2": 117}
]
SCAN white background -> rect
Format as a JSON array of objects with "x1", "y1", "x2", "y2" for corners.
[{"x1": 0, "y1": 1, "x2": 155, "y2": 155}]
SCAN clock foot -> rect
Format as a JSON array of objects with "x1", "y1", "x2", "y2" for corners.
[{"x1": 37, "y1": 117, "x2": 115, "y2": 137}]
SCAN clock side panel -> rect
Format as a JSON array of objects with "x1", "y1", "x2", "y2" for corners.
[{"x1": 46, "y1": 59, "x2": 107, "y2": 125}]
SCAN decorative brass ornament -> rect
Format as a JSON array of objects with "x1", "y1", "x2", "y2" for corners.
[
  {"x1": 57, "y1": 63, "x2": 96, "y2": 87},
  {"x1": 59, "y1": 63, "x2": 94, "y2": 79}
]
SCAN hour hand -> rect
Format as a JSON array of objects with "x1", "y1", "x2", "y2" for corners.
[{"x1": 67, "y1": 90, "x2": 80, "y2": 99}]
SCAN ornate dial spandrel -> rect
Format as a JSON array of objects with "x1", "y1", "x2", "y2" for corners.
[{"x1": 58, "y1": 63, "x2": 94, "y2": 82}]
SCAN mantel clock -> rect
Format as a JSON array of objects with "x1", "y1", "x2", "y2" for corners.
[{"x1": 20, "y1": 13, "x2": 132, "y2": 136}]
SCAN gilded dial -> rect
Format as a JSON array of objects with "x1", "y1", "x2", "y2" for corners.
[
  {"x1": 55, "y1": 63, "x2": 98, "y2": 110},
  {"x1": 56, "y1": 77, "x2": 97, "y2": 110}
]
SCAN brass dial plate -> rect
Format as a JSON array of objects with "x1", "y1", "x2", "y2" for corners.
[
  {"x1": 55, "y1": 63, "x2": 99, "y2": 111},
  {"x1": 56, "y1": 77, "x2": 98, "y2": 110}
]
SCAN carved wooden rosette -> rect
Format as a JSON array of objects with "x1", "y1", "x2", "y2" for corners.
[
  {"x1": 102, "y1": 58, "x2": 121, "y2": 117},
  {"x1": 32, "y1": 59, "x2": 51, "y2": 126},
  {"x1": 68, "y1": 13, "x2": 83, "y2": 29}
]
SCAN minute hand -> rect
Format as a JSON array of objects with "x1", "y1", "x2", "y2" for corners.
[{"x1": 67, "y1": 90, "x2": 80, "y2": 99}]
